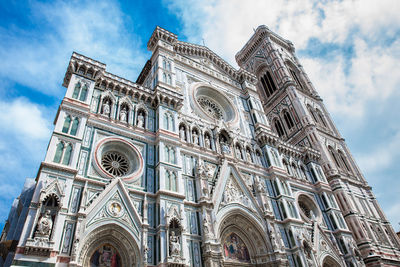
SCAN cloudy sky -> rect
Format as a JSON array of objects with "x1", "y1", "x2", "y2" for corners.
[{"x1": 0, "y1": 0, "x2": 399, "y2": 231}]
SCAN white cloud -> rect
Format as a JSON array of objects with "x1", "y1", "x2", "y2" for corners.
[
  {"x1": 302, "y1": 37, "x2": 400, "y2": 118},
  {"x1": 0, "y1": 0, "x2": 147, "y2": 97},
  {"x1": 0, "y1": 98, "x2": 52, "y2": 200},
  {"x1": 0, "y1": 98, "x2": 51, "y2": 140},
  {"x1": 386, "y1": 202, "x2": 400, "y2": 231},
  {"x1": 357, "y1": 130, "x2": 400, "y2": 174}
]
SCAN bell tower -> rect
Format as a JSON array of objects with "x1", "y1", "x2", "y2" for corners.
[{"x1": 236, "y1": 25, "x2": 400, "y2": 265}]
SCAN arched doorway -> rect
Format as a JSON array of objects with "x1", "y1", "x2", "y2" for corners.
[
  {"x1": 78, "y1": 223, "x2": 140, "y2": 267},
  {"x1": 218, "y1": 211, "x2": 269, "y2": 266},
  {"x1": 89, "y1": 243, "x2": 121, "y2": 267},
  {"x1": 322, "y1": 255, "x2": 341, "y2": 267}
]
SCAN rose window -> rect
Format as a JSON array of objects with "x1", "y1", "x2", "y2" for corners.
[
  {"x1": 191, "y1": 85, "x2": 237, "y2": 123},
  {"x1": 299, "y1": 201, "x2": 311, "y2": 219},
  {"x1": 101, "y1": 151, "x2": 129, "y2": 177},
  {"x1": 297, "y1": 194, "x2": 321, "y2": 222},
  {"x1": 93, "y1": 137, "x2": 144, "y2": 183},
  {"x1": 197, "y1": 96, "x2": 224, "y2": 120}
]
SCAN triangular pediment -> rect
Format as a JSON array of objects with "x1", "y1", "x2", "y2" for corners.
[
  {"x1": 84, "y1": 178, "x2": 142, "y2": 238},
  {"x1": 174, "y1": 42, "x2": 240, "y2": 80},
  {"x1": 213, "y1": 162, "x2": 262, "y2": 216},
  {"x1": 314, "y1": 224, "x2": 343, "y2": 264}
]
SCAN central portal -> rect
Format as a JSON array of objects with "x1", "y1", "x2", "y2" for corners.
[
  {"x1": 89, "y1": 243, "x2": 121, "y2": 267},
  {"x1": 79, "y1": 224, "x2": 139, "y2": 267}
]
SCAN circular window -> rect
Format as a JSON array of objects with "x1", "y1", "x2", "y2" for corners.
[
  {"x1": 191, "y1": 84, "x2": 238, "y2": 123},
  {"x1": 297, "y1": 194, "x2": 321, "y2": 222},
  {"x1": 101, "y1": 151, "x2": 129, "y2": 177},
  {"x1": 93, "y1": 137, "x2": 144, "y2": 183},
  {"x1": 197, "y1": 96, "x2": 224, "y2": 120}
]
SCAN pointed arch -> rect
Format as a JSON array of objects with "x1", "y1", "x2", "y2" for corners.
[
  {"x1": 79, "y1": 224, "x2": 140, "y2": 267},
  {"x1": 72, "y1": 81, "x2": 81, "y2": 99},
  {"x1": 62, "y1": 143, "x2": 73, "y2": 165},
  {"x1": 70, "y1": 117, "x2": 79, "y2": 135},
  {"x1": 338, "y1": 150, "x2": 351, "y2": 172},
  {"x1": 53, "y1": 142, "x2": 65, "y2": 163},
  {"x1": 259, "y1": 70, "x2": 277, "y2": 98},
  {"x1": 321, "y1": 255, "x2": 341, "y2": 267},
  {"x1": 285, "y1": 59, "x2": 304, "y2": 90},
  {"x1": 79, "y1": 83, "x2": 88, "y2": 101},
  {"x1": 216, "y1": 208, "x2": 271, "y2": 265},
  {"x1": 282, "y1": 109, "x2": 295, "y2": 130},
  {"x1": 273, "y1": 117, "x2": 285, "y2": 137},
  {"x1": 307, "y1": 104, "x2": 318, "y2": 123},
  {"x1": 62, "y1": 115, "x2": 72, "y2": 133},
  {"x1": 316, "y1": 108, "x2": 328, "y2": 127}
]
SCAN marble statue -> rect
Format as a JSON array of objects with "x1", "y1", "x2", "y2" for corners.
[
  {"x1": 102, "y1": 99, "x2": 111, "y2": 116},
  {"x1": 35, "y1": 210, "x2": 53, "y2": 238},
  {"x1": 119, "y1": 106, "x2": 127, "y2": 122},
  {"x1": 170, "y1": 231, "x2": 181, "y2": 256},
  {"x1": 137, "y1": 113, "x2": 145, "y2": 128}
]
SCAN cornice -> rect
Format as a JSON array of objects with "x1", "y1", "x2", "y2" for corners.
[
  {"x1": 37, "y1": 162, "x2": 78, "y2": 181},
  {"x1": 63, "y1": 52, "x2": 106, "y2": 87},
  {"x1": 147, "y1": 26, "x2": 178, "y2": 51},
  {"x1": 86, "y1": 115, "x2": 157, "y2": 144},
  {"x1": 174, "y1": 41, "x2": 257, "y2": 84},
  {"x1": 235, "y1": 25, "x2": 294, "y2": 67}
]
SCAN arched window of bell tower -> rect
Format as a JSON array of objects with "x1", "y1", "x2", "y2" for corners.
[
  {"x1": 338, "y1": 150, "x2": 351, "y2": 172},
  {"x1": 282, "y1": 110, "x2": 295, "y2": 130},
  {"x1": 273, "y1": 118, "x2": 285, "y2": 137},
  {"x1": 259, "y1": 71, "x2": 277, "y2": 98},
  {"x1": 307, "y1": 105, "x2": 318, "y2": 123},
  {"x1": 289, "y1": 68, "x2": 303, "y2": 89},
  {"x1": 316, "y1": 108, "x2": 328, "y2": 127},
  {"x1": 328, "y1": 146, "x2": 341, "y2": 168}
]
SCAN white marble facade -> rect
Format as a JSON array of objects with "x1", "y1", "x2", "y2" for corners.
[{"x1": 2, "y1": 26, "x2": 400, "y2": 267}]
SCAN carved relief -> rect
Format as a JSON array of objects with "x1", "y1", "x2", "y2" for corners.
[{"x1": 221, "y1": 176, "x2": 253, "y2": 210}]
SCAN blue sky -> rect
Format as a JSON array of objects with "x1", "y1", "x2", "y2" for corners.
[{"x1": 0, "y1": 0, "x2": 399, "y2": 231}]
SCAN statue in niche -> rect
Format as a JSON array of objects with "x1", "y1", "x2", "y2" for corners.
[
  {"x1": 143, "y1": 245, "x2": 149, "y2": 262},
  {"x1": 200, "y1": 174, "x2": 210, "y2": 197},
  {"x1": 203, "y1": 216, "x2": 211, "y2": 238},
  {"x1": 269, "y1": 230, "x2": 278, "y2": 250},
  {"x1": 204, "y1": 135, "x2": 211, "y2": 149},
  {"x1": 119, "y1": 106, "x2": 127, "y2": 122},
  {"x1": 102, "y1": 99, "x2": 111, "y2": 116},
  {"x1": 235, "y1": 146, "x2": 242, "y2": 159},
  {"x1": 192, "y1": 131, "x2": 199, "y2": 145},
  {"x1": 137, "y1": 112, "x2": 145, "y2": 128},
  {"x1": 197, "y1": 161, "x2": 212, "y2": 198},
  {"x1": 220, "y1": 136, "x2": 230, "y2": 154},
  {"x1": 35, "y1": 210, "x2": 53, "y2": 238},
  {"x1": 72, "y1": 238, "x2": 79, "y2": 258},
  {"x1": 246, "y1": 150, "x2": 252, "y2": 162},
  {"x1": 179, "y1": 126, "x2": 186, "y2": 140},
  {"x1": 169, "y1": 231, "x2": 181, "y2": 256}
]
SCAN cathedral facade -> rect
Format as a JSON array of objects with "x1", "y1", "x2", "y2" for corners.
[{"x1": 1, "y1": 25, "x2": 400, "y2": 267}]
